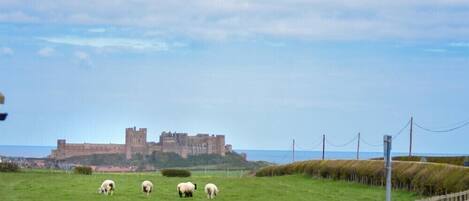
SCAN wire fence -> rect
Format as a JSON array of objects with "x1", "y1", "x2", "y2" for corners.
[{"x1": 278, "y1": 117, "x2": 469, "y2": 163}]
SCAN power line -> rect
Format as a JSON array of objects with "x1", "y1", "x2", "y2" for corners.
[
  {"x1": 325, "y1": 134, "x2": 359, "y2": 147},
  {"x1": 360, "y1": 137, "x2": 382, "y2": 147},
  {"x1": 432, "y1": 118, "x2": 469, "y2": 128},
  {"x1": 392, "y1": 119, "x2": 411, "y2": 140},
  {"x1": 414, "y1": 121, "x2": 469, "y2": 133},
  {"x1": 296, "y1": 140, "x2": 323, "y2": 151},
  {"x1": 312, "y1": 140, "x2": 324, "y2": 149}
]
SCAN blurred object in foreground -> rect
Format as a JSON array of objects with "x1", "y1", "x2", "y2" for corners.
[{"x1": 0, "y1": 91, "x2": 7, "y2": 121}]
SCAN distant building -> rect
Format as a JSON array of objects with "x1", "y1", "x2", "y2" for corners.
[{"x1": 50, "y1": 127, "x2": 231, "y2": 160}]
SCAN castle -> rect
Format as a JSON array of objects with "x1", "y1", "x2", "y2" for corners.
[{"x1": 50, "y1": 127, "x2": 231, "y2": 160}]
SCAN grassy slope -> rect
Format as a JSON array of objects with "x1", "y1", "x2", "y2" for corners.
[{"x1": 0, "y1": 170, "x2": 420, "y2": 201}]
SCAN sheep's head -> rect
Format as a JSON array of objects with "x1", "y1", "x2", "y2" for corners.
[
  {"x1": 97, "y1": 187, "x2": 105, "y2": 194},
  {"x1": 194, "y1": 183, "x2": 197, "y2": 190}
]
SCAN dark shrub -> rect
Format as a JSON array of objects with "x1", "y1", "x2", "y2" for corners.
[
  {"x1": 0, "y1": 162, "x2": 20, "y2": 172},
  {"x1": 161, "y1": 169, "x2": 191, "y2": 177},
  {"x1": 74, "y1": 166, "x2": 92, "y2": 175}
]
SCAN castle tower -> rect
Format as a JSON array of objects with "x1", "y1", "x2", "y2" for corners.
[
  {"x1": 216, "y1": 135, "x2": 226, "y2": 156},
  {"x1": 56, "y1": 139, "x2": 66, "y2": 159},
  {"x1": 125, "y1": 127, "x2": 147, "y2": 159}
]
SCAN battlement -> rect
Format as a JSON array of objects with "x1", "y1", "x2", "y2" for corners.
[
  {"x1": 126, "y1": 127, "x2": 147, "y2": 133},
  {"x1": 161, "y1": 131, "x2": 188, "y2": 137}
]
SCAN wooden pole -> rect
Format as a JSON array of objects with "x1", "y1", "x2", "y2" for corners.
[
  {"x1": 322, "y1": 134, "x2": 325, "y2": 160},
  {"x1": 292, "y1": 139, "x2": 295, "y2": 162},
  {"x1": 356, "y1": 132, "x2": 360, "y2": 160},
  {"x1": 409, "y1": 117, "x2": 413, "y2": 157}
]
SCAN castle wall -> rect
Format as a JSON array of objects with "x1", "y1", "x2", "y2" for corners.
[
  {"x1": 146, "y1": 142, "x2": 162, "y2": 154},
  {"x1": 53, "y1": 141, "x2": 126, "y2": 160},
  {"x1": 51, "y1": 128, "x2": 228, "y2": 160},
  {"x1": 159, "y1": 132, "x2": 227, "y2": 158}
]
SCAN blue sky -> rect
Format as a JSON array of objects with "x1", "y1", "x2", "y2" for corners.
[{"x1": 0, "y1": 0, "x2": 469, "y2": 154}]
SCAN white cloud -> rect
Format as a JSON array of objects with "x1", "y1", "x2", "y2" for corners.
[
  {"x1": 449, "y1": 42, "x2": 469, "y2": 47},
  {"x1": 171, "y1": 42, "x2": 187, "y2": 48},
  {"x1": 37, "y1": 47, "x2": 55, "y2": 57},
  {"x1": 88, "y1": 28, "x2": 106, "y2": 33},
  {"x1": 0, "y1": 11, "x2": 37, "y2": 23},
  {"x1": 74, "y1": 51, "x2": 89, "y2": 60},
  {"x1": 74, "y1": 51, "x2": 92, "y2": 67},
  {"x1": 423, "y1": 48, "x2": 447, "y2": 53},
  {"x1": 265, "y1": 41, "x2": 286, "y2": 47},
  {"x1": 0, "y1": 47, "x2": 14, "y2": 56},
  {"x1": 2, "y1": 1, "x2": 469, "y2": 41},
  {"x1": 39, "y1": 37, "x2": 168, "y2": 51}
]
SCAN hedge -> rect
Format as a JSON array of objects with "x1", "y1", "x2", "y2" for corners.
[
  {"x1": 372, "y1": 156, "x2": 468, "y2": 166},
  {"x1": 73, "y1": 166, "x2": 92, "y2": 175},
  {"x1": 256, "y1": 160, "x2": 469, "y2": 196},
  {"x1": 161, "y1": 169, "x2": 191, "y2": 177},
  {"x1": 0, "y1": 162, "x2": 20, "y2": 172}
]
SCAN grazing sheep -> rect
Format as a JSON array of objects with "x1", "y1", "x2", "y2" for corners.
[
  {"x1": 204, "y1": 183, "x2": 219, "y2": 199},
  {"x1": 98, "y1": 179, "x2": 115, "y2": 195},
  {"x1": 141, "y1": 180, "x2": 153, "y2": 196},
  {"x1": 177, "y1": 182, "x2": 197, "y2": 198}
]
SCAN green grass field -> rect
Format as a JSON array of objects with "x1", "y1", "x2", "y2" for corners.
[{"x1": 0, "y1": 170, "x2": 421, "y2": 201}]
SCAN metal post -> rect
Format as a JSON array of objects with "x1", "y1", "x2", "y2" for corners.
[
  {"x1": 356, "y1": 132, "x2": 360, "y2": 160},
  {"x1": 322, "y1": 134, "x2": 325, "y2": 160},
  {"x1": 384, "y1": 135, "x2": 392, "y2": 201}
]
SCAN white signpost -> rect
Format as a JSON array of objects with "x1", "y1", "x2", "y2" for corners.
[{"x1": 384, "y1": 135, "x2": 392, "y2": 201}]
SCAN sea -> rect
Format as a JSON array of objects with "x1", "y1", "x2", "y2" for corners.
[{"x1": 0, "y1": 145, "x2": 464, "y2": 164}]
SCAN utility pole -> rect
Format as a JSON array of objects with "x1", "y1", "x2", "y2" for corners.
[
  {"x1": 384, "y1": 135, "x2": 393, "y2": 201},
  {"x1": 409, "y1": 117, "x2": 413, "y2": 157},
  {"x1": 356, "y1": 132, "x2": 361, "y2": 160},
  {"x1": 322, "y1": 134, "x2": 325, "y2": 160},
  {"x1": 292, "y1": 139, "x2": 295, "y2": 162}
]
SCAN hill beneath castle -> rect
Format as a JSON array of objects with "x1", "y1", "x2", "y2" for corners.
[{"x1": 60, "y1": 151, "x2": 270, "y2": 171}]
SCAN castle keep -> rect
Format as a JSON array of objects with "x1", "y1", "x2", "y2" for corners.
[{"x1": 51, "y1": 127, "x2": 229, "y2": 160}]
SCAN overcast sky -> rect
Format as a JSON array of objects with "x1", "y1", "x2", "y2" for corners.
[{"x1": 1, "y1": 0, "x2": 469, "y2": 154}]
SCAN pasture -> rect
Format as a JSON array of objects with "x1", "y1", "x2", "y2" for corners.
[{"x1": 0, "y1": 170, "x2": 420, "y2": 201}]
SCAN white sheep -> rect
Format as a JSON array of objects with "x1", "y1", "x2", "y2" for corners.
[
  {"x1": 141, "y1": 180, "x2": 153, "y2": 196},
  {"x1": 98, "y1": 179, "x2": 115, "y2": 195},
  {"x1": 204, "y1": 183, "x2": 219, "y2": 199},
  {"x1": 177, "y1": 182, "x2": 197, "y2": 197}
]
